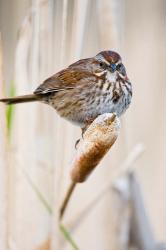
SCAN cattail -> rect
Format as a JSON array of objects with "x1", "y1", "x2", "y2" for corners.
[
  {"x1": 71, "y1": 113, "x2": 120, "y2": 183},
  {"x1": 60, "y1": 113, "x2": 120, "y2": 219}
]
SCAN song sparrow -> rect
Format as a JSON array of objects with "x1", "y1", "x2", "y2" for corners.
[{"x1": 0, "y1": 50, "x2": 132, "y2": 128}]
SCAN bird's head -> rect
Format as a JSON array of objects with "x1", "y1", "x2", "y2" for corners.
[{"x1": 93, "y1": 50, "x2": 129, "y2": 82}]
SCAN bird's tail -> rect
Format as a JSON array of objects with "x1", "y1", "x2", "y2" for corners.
[{"x1": 0, "y1": 94, "x2": 40, "y2": 105}]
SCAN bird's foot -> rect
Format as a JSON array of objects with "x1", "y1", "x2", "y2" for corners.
[{"x1": 75, "y1": 118, "x2": 95, "y2": 150}]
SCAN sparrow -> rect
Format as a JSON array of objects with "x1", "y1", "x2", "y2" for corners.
[{"x1": 0, "y1": 50, "x2": 132, "y2": 129}]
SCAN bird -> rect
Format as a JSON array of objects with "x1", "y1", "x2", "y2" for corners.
[{"x1": 0, "y1": 50, "x2": 132, "y2": 130}]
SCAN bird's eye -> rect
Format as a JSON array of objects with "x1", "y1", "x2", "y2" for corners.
[
  {"x1": 116, "y1": 63, "x2": 123, "y2": 71},
  {"x1": 99, "y1": 62, "x2": 105, "y2": 68}
]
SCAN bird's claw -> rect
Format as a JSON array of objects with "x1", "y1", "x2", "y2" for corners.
[{"x1": 75, "y1": 138, "x2": 80, "y2": 149}]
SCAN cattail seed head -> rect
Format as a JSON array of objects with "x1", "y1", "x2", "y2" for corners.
[{"x1": 71, "y1": 113, "x2": 120, "y2": 183}]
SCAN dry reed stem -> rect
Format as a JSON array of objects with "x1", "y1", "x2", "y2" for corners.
[
  {"x1": 13, "y1": 3, "x2": 53, "y2": 249},
  {"x1": 129, "y1": 173, "x2": 156, "y2": 250},
  {"x1": 0, "y1": 34, "x2": 8, "y2": 250}
]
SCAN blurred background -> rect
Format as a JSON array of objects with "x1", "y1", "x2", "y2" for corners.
[{"x1": 0, "y1": 0, "x2": 166, "y2": 249}]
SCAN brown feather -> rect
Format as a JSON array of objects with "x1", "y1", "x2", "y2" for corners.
[{"x1": 34, "y1": 68, "x2": 96, "y2": 95}]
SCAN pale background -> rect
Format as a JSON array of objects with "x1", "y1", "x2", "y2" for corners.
[{"x1": 0, "y1": 0, "x2": 166, "y2": 249}]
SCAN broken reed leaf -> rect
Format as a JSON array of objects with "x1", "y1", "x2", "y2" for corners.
[{"x1": 71, "y1": 113, "x2": 120, "y2": 183}]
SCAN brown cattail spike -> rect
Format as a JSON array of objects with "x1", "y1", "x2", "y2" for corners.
[{"x1": 71, "y1": 113, "x2": 120, "y2": 183}]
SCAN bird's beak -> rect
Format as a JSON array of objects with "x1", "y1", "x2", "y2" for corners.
[{"x1": 110, "y1": 64, "x2": 116, "y2": 73}]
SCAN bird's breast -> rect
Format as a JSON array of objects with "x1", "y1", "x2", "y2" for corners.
[{"x1": 46, "y1": 77, "x2": 132, "y2": 126}]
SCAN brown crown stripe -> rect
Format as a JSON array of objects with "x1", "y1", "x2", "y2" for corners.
[{"x1": 99, "y1": 51, "x2": 121, "y2": 64}]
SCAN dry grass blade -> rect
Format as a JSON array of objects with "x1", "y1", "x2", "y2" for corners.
[{"x1": 22, "y1": 168, "x2": 52, "y2": 214}]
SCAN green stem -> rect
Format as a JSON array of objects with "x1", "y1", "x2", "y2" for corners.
[{"x1": 60, "y1": 224, "x2": 80, "y2": 250}]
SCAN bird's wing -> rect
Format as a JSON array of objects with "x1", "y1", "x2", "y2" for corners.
[{"x1": 34, "y1": 68, "x2": 94, "y2": 95}]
